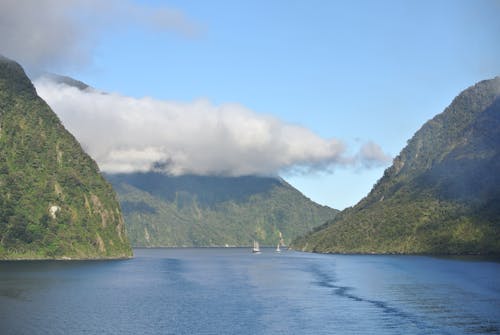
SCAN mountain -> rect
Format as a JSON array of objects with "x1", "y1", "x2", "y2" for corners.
[
  {"x1": 42, "y1": 73, "x2": 90, "y2": 91},
  {"x1": 106, "y1": 173, "x2": 338, "y2": 247},
  {"x1": 0, "y1": 56, "x2": 132, "y2": 259},
  {"x1": 293, "y1": 77, "x2": 500, "y2": 255}
]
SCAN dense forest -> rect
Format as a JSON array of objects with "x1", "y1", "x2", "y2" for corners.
[
  {"x1": 107, "y1": 173, "x2": 338, "y2": 247},
  {"x1": 0, "y1": 56, "x2": 132, "y2": 259}
]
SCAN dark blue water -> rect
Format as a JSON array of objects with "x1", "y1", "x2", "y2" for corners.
[{"x1": 1, "y1": 248, "x2": 499, "y2": 335}]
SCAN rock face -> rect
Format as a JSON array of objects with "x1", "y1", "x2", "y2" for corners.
[
  {"x1": 0, "y1": 56, "x2": 132, "y2": 259},
  {"x1": 106, "y1": 173, "x2": 338, "y2": 247},
  {"x1": 293, "y1": 77, "x2": 500, "y2": 254}
]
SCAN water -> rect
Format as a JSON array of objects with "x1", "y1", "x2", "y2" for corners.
[{"x1": 1, "y1": 248, "x2": 499, "y2": 335}]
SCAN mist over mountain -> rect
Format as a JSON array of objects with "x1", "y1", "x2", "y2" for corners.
[
  {"x1": 33, "y1": 76, "x2": 390, "y2": 177},
  {"x1": 293, "y1": 77, "x2": 500, "y2": 254},
  {"x1": 33, "y1": 72, "x2": 342, "y2": 247},
  {"x1": 0, "y1": 56, "x2": 132, "y2": 259}
]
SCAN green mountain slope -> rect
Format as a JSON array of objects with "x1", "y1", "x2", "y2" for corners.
[
  {"x1": 0, "y1": 56, "x2": 132, "y2": 259},
  {"x1": 293, "y1": 77, "x2": 500, "y2": 254},
  {"x1": 106, "y1": 173, "x2": 338, "y2": 247}
]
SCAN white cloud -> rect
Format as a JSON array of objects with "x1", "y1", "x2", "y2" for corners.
[
  {"x1": 0, "y1": 0, "x2": 200, "y2": 72},
  {"x1": 34, "y1": 78, "x2": 389, "y2": 176},
  {"x1": 357, "y1": 141, "x2": 392, "y2": 168}
]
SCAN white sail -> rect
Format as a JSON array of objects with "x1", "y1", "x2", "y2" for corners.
[{"x1": 252, "y1": 240, "x2": 261, "y2": 253}]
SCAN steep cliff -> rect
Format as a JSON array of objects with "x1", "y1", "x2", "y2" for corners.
[{"x1": 0, "y1": 56, "x2": 132, "y2": 259}]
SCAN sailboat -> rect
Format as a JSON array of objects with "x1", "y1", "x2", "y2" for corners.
[
  {"x1": 252, "y1": 240, "x2": 261, "y2": 254},
  {"x1": 276, "y1": 231, "x2": 284, "y2": 253}
]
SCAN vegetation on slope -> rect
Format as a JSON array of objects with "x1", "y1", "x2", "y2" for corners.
[
  {"x1": 0, "y1": 56, "x2": 132, "y2": 259},
  {"x1": 293, "y1": 77, "x2": 500, "y2": 254},
  {"x1": 106, "y1": 173, "x2": 338, "y2": 247}
]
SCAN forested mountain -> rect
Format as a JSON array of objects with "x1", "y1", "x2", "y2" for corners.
[
  {"x1": 0, "y1": 56, "x2": 132, "y2": 259},
  {"x1": 293, "y1": 77, "x2": 500, "y2": 254},
  {"x1": 106, "y1": 173, "x2": 338, "y2": 247}
]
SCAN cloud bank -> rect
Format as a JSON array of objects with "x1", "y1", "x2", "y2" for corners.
[
  {"x1": 0, "y1": 0, "x2": 200, "y2": 72},
  {"x1": 34, "y1": 78, "x2": 391, "y2": 176},
  {"x1": 1, "y1": 0, "x2": 391, "y2": 177}
]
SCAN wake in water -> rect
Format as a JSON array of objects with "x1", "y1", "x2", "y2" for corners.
[{"x1": 306, "y1": 259, "x2": 500, "y2": 335}]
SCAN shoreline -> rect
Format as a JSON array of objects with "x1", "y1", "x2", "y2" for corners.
[{"x1": 0, "y1": 255, "x2": 133, "y2": 262}]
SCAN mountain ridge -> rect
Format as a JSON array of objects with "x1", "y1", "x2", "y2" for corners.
[{"x1": 293, "y1": 77, "x2": 500, "y2": 255}]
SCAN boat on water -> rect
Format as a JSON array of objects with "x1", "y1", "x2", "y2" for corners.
[{"x1": 252, "y1": 240, "x2": 261, "y2": 254}]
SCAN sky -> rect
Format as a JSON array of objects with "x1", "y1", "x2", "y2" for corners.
[{"x1": 1, "y1": 0, "x2": 499, "y2": 209}]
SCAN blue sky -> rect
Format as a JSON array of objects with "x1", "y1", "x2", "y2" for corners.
[{"x1": 2, "y1": 0, "x2": 499, "y2": 209}]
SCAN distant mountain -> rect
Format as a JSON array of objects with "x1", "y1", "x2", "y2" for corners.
[
  {"x1": 293, "y1": 77, "x2": 500, "y2": 254},
  {"x1": 106, "y1": 173, "x2": 338, "y2": 247},
  {"x1": 0, "y1": 56, "x2": 132, "y2": 259},
  {"x1": 42, "y1": 73, "x2": 90, "y2": 91}
]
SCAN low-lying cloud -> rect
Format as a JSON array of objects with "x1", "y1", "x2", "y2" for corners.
[
  {"x1": 34, "y1": 78, "x2": 391, "y2": 176},
  {"x1": 357, "y1": 141, "x2": 393, "y2": 168}
]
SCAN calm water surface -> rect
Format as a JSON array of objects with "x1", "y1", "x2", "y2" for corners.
[{"x1": 1, "y1": 248, "x2": 499, "y2": 334}]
